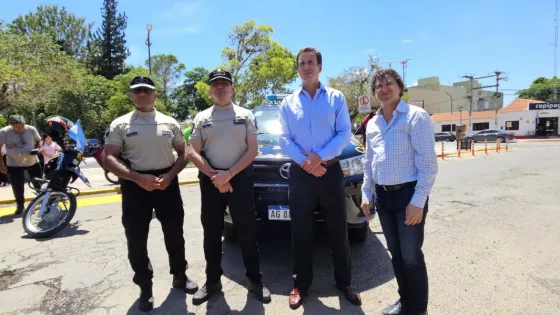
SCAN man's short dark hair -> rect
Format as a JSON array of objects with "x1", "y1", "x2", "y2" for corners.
[
  {"x1": 9, "y1": 115, "x2": 25, "y2": 125},
  {"x1": 371, "y1": 69, "x2": 405, "y2": 97},
  {"x1": 296, "y1": 47, "x2": 322, "y2": 65}
]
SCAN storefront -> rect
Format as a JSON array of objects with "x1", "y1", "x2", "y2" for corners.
[{"x1": 498, "y1": 100, "x2": 560, "y2": 138}]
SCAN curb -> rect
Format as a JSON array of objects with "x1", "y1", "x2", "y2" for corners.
[
  {"x1": 439, "y1": 147, "x2": 512, "y2": 158},
  {"x1": 0, "y1": 179, "x2": 200, "y2": 206}
]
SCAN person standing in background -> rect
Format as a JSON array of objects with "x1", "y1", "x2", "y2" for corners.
[
  {"x1": 39, "y1": 135, "x2": 61, "y2": 171},
  {"x1": 0, "y1": 115, "x2": 42, "y2": 215}
]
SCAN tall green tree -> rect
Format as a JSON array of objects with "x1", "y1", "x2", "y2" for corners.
[
  {"x1": 88, "y1": 0, "x2": 130, "y2": 79},
  {"x1": 327, "y1": 55, "x2": 381, "y2": 122},
  {"x1": 221, "y1": 20, "x2": 273, "y2": 106},
  {"x1": 7, "y1": 5, "x2": 92, "y2": 58},
  {"x1": 171, "y1": 67, "x2": 211, "y2": 120},
  {"x1": 518, "y1": 77, "x2": 560, "y2": 102},
  {"x1": 147, "y1": 54, "x2": 186, "y2": 109}
]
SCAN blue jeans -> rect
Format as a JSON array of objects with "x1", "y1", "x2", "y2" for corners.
[{"x1": 375, "y1": 184, "x2": 429, "y2": 314}]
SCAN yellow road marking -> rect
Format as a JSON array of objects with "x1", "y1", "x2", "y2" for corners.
[{"x1": 0, "y1": 194, "x2": 122, "y2": 217}]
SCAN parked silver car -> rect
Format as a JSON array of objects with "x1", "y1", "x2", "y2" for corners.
[{"x1": 463, "y1": 129, "x2": 514, "y2": 143}]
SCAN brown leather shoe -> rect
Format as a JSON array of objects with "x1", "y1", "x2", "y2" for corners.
[
  {"x1": 337, "y1": 285, "x2": 362, "y2": 306},
  {"x1": 289, "y1": 288, "x2": 303, "y2": 310}
]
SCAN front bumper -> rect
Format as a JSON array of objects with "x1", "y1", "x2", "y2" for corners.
[{"x1": 224, "y1": 176, "x2": 371, "y2": 225}]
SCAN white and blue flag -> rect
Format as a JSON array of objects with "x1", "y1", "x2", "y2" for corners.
[{"x1": 67, "y1": 120, "x2": 87, "y2": 151}]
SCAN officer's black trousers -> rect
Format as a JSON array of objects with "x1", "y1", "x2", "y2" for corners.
[
  {"x1": 289, "y1": 162, "x2": 352, "y2": 293},
  {"x1": 198, "y1": 166, "x2": 262, "y2": 284},
  {"x1": 121, "y1": 169, "x2": 187, "y2": 289}
]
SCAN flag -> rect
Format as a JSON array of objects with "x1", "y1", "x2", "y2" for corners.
[{"x1": 67, "y1": 120, "x2": 87, "y2": 151}]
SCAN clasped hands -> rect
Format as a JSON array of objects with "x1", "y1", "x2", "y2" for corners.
[
  {"x1": 135, "y1": 173, "x2": 174, "y2": 192},
  {"x1": 301, "y1": 152, "x2": 327, "y2": 177},
  {"x1": 211, "y1": 169, "x2": 233, "y2": 193}
]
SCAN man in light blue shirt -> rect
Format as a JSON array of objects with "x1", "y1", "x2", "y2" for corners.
[
  {"x1": 279, "y1": 47, "x2": 361, "y2": 310},
  {"x1": 361, "y1": 69, "x2": 437, "y2": 315}
]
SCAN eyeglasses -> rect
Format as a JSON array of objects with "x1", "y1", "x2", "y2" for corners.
[{"x1": 131, "y1": 87, "x2": 154, "y2": 94}]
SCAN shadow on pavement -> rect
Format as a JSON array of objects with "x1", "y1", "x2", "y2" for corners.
[
  {"x1": 20, "y1": 221, "x2": 90, "y2": 241},
  {"x1": 205, "y1": 291, "x2": 265, "y2": 315},
  {"x1": 125, "y1": 288, "x2": 195, "y2": 315},
  {"x1": 217, "y1": 222, "x2": 393, "y2": 313}
]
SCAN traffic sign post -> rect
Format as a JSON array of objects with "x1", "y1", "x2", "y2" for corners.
[{"x1": 358, "y1": 95, "x2": 373, "y2": 113}]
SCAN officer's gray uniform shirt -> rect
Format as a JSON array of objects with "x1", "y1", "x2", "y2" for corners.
[
  {"x1": 105, "y1": 109, "x2": 185, "y2": 171},
  {"x1": 190, "y1": 104, "x2": 258, "y2": 170}
]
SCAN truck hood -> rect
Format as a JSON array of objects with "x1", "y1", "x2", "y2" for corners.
[{"x1": 255, "y1": 133, "x2": 365, "y2": 161}]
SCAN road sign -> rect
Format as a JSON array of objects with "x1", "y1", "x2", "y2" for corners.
[{"x1": 358, "y1": 95, "x2": 372, "y2": 113}]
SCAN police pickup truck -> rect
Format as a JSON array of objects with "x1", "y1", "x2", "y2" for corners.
[{"x1": 223, "y1": 94, "x2": 375, "y2": 242}]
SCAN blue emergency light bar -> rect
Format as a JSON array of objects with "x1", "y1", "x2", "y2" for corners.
[{"x1": 266, "y1": 94, "x2": 288, "y2": 101}]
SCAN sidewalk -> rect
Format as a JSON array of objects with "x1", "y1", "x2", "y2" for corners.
[{"x1": 0, "y1": 166, "x2": 200, "y2": 204}]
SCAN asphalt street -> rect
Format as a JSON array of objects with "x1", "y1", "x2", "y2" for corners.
[{"x1": 0, "y1": 142, "x2": 559, "y2": 314}]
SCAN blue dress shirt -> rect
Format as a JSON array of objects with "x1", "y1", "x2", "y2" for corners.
[{"x1": 279, "y1": 83, "x2": 352, "y2": 165}]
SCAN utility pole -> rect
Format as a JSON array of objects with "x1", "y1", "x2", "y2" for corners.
[
  {"x1": 444, "y1": 91, "x2": 453, "y2": 114},
  {"x1": 462, "y1": 72, "x2": 505, "y2": 131},
  {"x1": 146, "y1": 24, "x2": 153, "y2": 77},
  {"x1": 378, "y1": 59, "x2": 411, "y2": 86},
  {"x1": 554, "y1": 0, "x2": 559, "y2": 99}
]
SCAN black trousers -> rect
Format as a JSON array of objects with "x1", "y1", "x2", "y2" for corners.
[
  {"x1": 375, "y1": 184, "x2": 429, "y2": 313},
  {"x1": 121, "y1": 168, "x2": 187, "y2": 289},
  {"x1": 8, "y1": 163, "x2": 42, "y2": 205},
  {"x1": 289, "y1": 162, "x2": 351, "y2": 292},
  {"x1": 198, "y1": 165, "x2": 261, "y2": 284}
]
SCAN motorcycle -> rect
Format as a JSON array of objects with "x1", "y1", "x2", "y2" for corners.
[
  {"x1": 87, "y1": 144, "x2": 120, "y2": 185},
  {"x1": 22, "y1": 117, "x2": 92, "y2": 238}
]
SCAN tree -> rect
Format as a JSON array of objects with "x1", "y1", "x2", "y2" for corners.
[
  {"x1": 170, "y1": 67, "x2": 211, "y2": 120},
  {"x1": 327, "y1": 56, "x2": 381, "y2": 122},
  {"x1": 88, "y1": 0, "x2": 130, "y2": 79},
  {"x1": 147, "y1": 54, "x2": 186, "y2": 110},
  {"x1": 245, "y1": 41, "x2": 297, "y2": 107},
  {"x1": 518, "y1": 77, "x2": 560, "y2": 102},
  {"x1": 221, "y1": 20, "x2": 274, "y2": 106},
  {"x1": 7, "y1": 5, "x2": 92, "y2": 58}
]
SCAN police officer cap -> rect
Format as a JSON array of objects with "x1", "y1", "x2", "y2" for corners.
[
  {"x1": 208, "y1": 69, "x2": 233, "y2": 84},
  {"x1": 129, "y1": 76, "x2": 156, "y2": 90}
]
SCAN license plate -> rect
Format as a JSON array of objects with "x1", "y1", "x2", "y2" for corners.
[{"x1": 268, "y1": 205, "x2": 291, "y2": 221}]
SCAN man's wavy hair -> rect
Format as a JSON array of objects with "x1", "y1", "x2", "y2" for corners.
[{"x1": 371, "y1": 69, "x2": 405, "y2": 97}]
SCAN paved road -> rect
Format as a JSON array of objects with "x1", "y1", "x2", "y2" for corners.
[{"x1": 0, "y1": 142, "x2": 559, "y2": 314}]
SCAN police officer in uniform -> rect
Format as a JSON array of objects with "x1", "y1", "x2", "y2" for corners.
[
  {"x1": 103, "y1": 76, "x2": 198, "y2": 312},
  {"x1": 188, "y1": 69, "x2": 271, "y2": 305}
]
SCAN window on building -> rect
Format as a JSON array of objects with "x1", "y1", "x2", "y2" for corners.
[
  {"x1": 473, "y1": 123, "x2": 490, "y2": 131},
  {"x1": 505, "y1": 121, "x2": 519, "y2": 130},
  {"x1": 441, "y1": 124, "x2": 456, "y2": 132}
]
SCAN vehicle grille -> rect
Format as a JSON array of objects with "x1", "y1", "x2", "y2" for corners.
[{"x1": 252, "y1": 160, "x2": 289, "y2": 183}]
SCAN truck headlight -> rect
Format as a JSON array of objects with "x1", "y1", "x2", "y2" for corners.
[{"x1": 340, "y1": 155, "x2": 365, "y2": 177}]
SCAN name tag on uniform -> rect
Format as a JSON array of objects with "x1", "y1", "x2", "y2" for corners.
[
  {"x1": 233, "y1": 117, "x2": 246, "y2": 125},
  {"x1": 126, "y1": 132, "x2": 138, "y2": 137},
  {"x1": 202, "y1": 122, "x2": 212, "y2": 129},
  {"x1": 162, "y1": 130, "x2": 173, "y2": 137}
]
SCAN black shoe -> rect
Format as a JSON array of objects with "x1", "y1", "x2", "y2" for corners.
[
  {"x1": 250, "y1": 282, "x2": 271, "y2": 303},
  {"x1": 172, "y1": 274, "x2": 199, "y2": 294},
  {"x1": 192, "y1": 282, "x2": 223, "y2": 306},
  {"x1": 336, "y1": 285, "x2": 362, "y2": 306},
  {"x1": 382, "y1": 299, "x2": 404, "y2": 315},
  {"x1": 138, "y1": 287, "x2": 154, "y2": 312},
  {"x1": 14, "y1": 203, "x2": 24, "y2": 216}
]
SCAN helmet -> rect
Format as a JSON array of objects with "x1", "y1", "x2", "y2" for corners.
[{"x1": 45, "y1": 116, "x2": 74, "y2": 142}]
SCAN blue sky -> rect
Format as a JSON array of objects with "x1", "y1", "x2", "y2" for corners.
[{"x1": 2, "y1": 0, "x2": 554, "y2": 105}]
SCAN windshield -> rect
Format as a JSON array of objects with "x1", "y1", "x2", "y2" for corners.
[{"x1": 253, "y1": 106, "x2": 282, "y2": 135}]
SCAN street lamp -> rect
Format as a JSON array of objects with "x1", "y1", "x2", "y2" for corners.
[
  {"x1": 444, "y1": 91, "x2": 453, "y2": 114},
  {"x1": 146, "y1": 24, "x2": 152, "y2": 77}
]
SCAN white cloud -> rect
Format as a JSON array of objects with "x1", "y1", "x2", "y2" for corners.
[
  {"x1": 126, "y1": 45, "x2": 145, "y2": 67},
  {"x1": 159, "y1": 1, "x2": 199, "y2": 19},
  {"x1": 401, "y1": 39, "x2": 413, "y2": 44},
  {"x1": 151, "y1": 25, "x2": 201, "y2": 36},
  {"x1": 408, "y1": 81, "x2": 418, "y2": 87}
]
